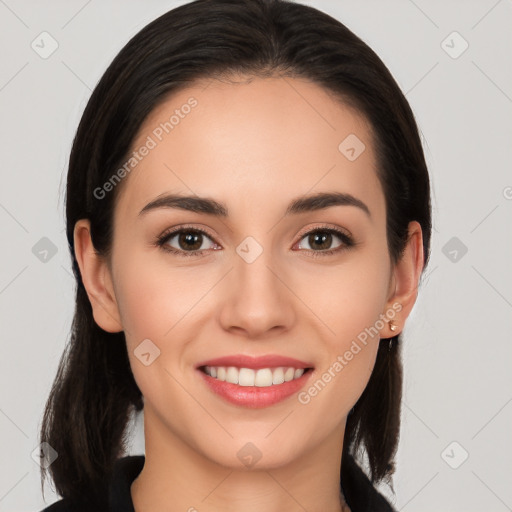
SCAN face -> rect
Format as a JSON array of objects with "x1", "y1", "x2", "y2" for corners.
[{"x1": 101, "y1": 76, "x2": 399, "y2": 469}]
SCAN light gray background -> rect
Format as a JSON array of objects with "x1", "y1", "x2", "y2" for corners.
[{"x1": 1, "y1": 1, "x2": 511, "y2": 511}]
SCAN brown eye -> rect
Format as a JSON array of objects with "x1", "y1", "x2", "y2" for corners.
[
  {"x1": 175, "y1": 231, "x2": 206, "y2": 251},
  {"x1": 156, "y1": 225, "x2": 355, "y2": 258},
  {"x1": 304, "y1": 231, "x2": 336, "y2": 250},
  {"x1": 295, "y1": 227, "x2": 355, "y2": 257},
  {"x1": 157, "y1": 227, "x2": 219, "y2": 257}
]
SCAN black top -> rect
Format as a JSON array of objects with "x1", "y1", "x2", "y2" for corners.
[{"x1": 39, "y1": 454, "x2": 396, "y2": 511}]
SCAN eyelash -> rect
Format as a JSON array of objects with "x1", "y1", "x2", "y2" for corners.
[{"x1": 155, "y1": 224, "x2": 356, "y2": 258}]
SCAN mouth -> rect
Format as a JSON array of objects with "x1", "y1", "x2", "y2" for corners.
[
  {"x1": 196, "y1": 361, "x2": 315, "y2": 408},
  {"x1": 198, "y1": 365, "x2": 314, "y2": 387}
]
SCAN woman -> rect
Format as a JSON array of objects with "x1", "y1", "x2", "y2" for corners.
[{"x1": 39, "y1": 0, "x2": 431, "y2": 510}]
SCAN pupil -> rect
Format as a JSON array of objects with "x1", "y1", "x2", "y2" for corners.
[
  {"x1": 311, "y1": 232, "x2": 331, "y2": 250},
  {"x1": 180, "y1": 232, "x2": 201, "y2": 250}
]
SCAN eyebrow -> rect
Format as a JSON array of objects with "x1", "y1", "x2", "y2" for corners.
[{"x1": 138, "y1": 191, "x2": 371, "y2": 218}]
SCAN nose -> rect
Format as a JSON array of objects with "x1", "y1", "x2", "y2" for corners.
[{"x1": 217, "y1": 242, "x2": 296, "y2": 339}]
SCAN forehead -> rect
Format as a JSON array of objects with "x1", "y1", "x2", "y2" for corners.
[{"x1": 114, "y1": 76, "x2": 385, "y2": 224}]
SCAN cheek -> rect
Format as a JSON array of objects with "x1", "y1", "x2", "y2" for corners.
[
  {"x1": 297, "y1": 265, "x2": 388, "y2": 432},
  {"x1": 112, "y1": 253, "x2": 207, "y2": 398},
  {"x1": 113, "y1": 247, "x2": 209, "y2": 339},
  {"x1": 304, "y1": 253, "x2": 390, "y2": 343},
  {"x1": 115, "y1": 272, "x2": 168, "y2": 341},
  {"x1": 299, "y1": 249, "x2": 390, "y2": 401}
]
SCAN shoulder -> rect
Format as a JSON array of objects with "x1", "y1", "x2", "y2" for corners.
[
  {"x1": 342, "y1": 453, "x2": 397, "y2": 511},
  {"x1": 37, "y1": 455, "x2": 144, "y2": 512},
  {"x1": 38, "y1": 499, "x2": 80, "y2": 512},
  {"x1": 38, "y1": 498, "x2": 107, "y2": 512}
]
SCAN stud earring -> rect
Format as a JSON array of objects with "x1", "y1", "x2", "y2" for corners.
[{"x1": 389, "y1": 320, "x2": 398, "y2": 332}]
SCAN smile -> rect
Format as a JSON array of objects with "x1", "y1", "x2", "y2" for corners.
[
  {"x1": 197, "y1": 366, "x2": 314, "y2": 408},
  {"x1": 201, "y1": 366, "x2": 311, "y2": 387}
]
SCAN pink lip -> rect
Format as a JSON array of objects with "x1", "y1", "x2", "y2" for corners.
[
  {"x1": 195, "y1": 354, "x2": 314, "y2": 370},
  {"x1": 197, "y1": 367, "x2": 314, "y2": 409}
]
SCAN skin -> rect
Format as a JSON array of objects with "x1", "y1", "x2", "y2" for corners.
[{"x1": 74, "y1": 75, "x2": 424, "y2": 512}]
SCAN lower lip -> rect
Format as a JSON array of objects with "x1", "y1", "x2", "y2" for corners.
[{"x1": 197, "y1": 368, "x2": 314, "y2": 409}]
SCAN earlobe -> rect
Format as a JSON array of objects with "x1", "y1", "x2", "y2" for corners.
[
  {"x1": 381, "y1": 221, "x2": 424, "y2": 337},
  {"x1": 73, "y1": 219, "x2": 123, "y2": 333}
]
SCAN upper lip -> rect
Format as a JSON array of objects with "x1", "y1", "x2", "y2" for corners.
[{"x1": 196, "y1": 354, "x2": 314, "y2": 370}]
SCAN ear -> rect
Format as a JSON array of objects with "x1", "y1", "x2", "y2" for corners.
[
  {"x1": 380, "y1": 220, "x2": 424, "y2": 338},
  {"x1": 73, "y1": 219, "x2": 123, "y2": 333}
]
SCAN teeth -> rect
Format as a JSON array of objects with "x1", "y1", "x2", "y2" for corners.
[{"x1": 203, "y1": 366, "x2": 306, "y2": 387}]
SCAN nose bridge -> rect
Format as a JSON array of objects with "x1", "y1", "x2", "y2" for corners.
[
  {"x1": 234, "y1": 233, "x2": 282, "y2": 298},
  {"x1": 218, "y1": 233, "x2": 295, "y2": 335}
]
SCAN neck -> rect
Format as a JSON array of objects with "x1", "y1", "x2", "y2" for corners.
[{"x1": 130, "y1": 406, "x2": 350, "y2": 512}]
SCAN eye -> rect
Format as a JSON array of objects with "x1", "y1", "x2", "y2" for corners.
[
  {"x1": 155, "y1": 224, "x2": 356, "y2": 258},
  {"x1": 294, "y1": 226, "x2": 355, "y2": 257},
  {"x1": 156, "y1": 226, "x2": 219, "y2": 257}
]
